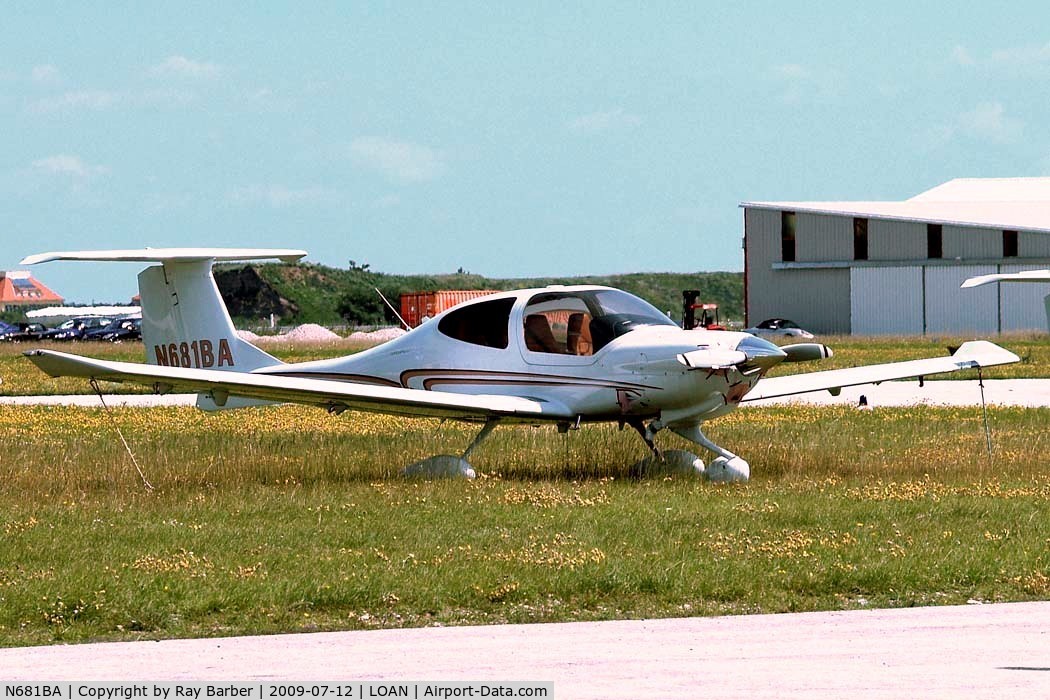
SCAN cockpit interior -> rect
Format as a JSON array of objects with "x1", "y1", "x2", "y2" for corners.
[{"x1": 437, "y1": 289, "x2": 676, "y2": 355}]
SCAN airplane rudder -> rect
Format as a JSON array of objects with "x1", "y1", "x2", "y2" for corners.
[{"x1": 138, "y1": 262, "x2": 280, "y2": 371}]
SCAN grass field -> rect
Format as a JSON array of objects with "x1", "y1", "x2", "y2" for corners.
[{"x1": 1, "y1": 401, "x2": 1047, "y2": 648}]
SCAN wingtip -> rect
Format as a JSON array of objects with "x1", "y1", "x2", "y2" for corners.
[
  {"x1": 960, "y1": 276, "x2": 994, "y2": 289},
  {"x1": 19, "y1": 253, "x2": 59, "y2": 266},
  {"x1": 951, "y1": 340, "x2": 1021, "y2": 367}
]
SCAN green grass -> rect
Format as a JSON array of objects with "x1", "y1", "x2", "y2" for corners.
[{"x1": 0, "y1": 403, "x2": 1047, "y2": 647}]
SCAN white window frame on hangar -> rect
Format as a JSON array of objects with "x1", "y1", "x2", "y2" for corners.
[{"x1": 741, "y1": 178, "x2": 1050, "y2": 336}]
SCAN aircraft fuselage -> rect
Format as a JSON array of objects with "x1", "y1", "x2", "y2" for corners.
[{"x1": 260, "y1": 286, "x2": 773, "y2": 427}]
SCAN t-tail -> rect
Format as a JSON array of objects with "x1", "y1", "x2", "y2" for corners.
[{"x1": 21, "y1": 248, "x2": 307, "y2": 409}]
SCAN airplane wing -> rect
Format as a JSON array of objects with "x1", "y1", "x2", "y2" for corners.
[
  {"x1": 23, "y1": 350, "x2": 571, "y2": 421},
  {"x1": 961, "y1": 270, "x2": 1050, "y2": 288},
  {"x1": 742, "y1": 340, "x2": 1019, "y2": 402}
]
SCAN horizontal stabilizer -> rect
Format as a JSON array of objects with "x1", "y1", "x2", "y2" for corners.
[
  {"x1": 961, "y1": 270, "x2": 1050, "y2": 288},
  {"x1": 743, "y1": 340, "x2": 1019, "y2": 402},
  {"x1": 20, "y1": 248, "x2": 307, "y2": 265},
  {"x1": 23, "y1": 349, "x2": 569, "y2": 422}
]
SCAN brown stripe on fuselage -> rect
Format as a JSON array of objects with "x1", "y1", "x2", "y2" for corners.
[
  {"x1": 266, "y1": 368, "x2": 659, "y2": 394},
  {"x1": 267, "y1": 371, "x2": 402, "y2": 388},
  {"x1": 400, "y1": 368, "x2": 659, "y2": 391}
]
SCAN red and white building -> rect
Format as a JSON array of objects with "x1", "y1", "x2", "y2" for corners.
[{"x1": 0, "y1": 270, "x2": 64, "y2": 313}]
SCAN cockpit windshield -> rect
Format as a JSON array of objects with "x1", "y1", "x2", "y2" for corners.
[{"x1": 523, "y1": 289, "x2": 676, "y2": 355}]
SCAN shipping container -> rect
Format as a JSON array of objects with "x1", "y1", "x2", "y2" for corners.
[{"x1": 399, "y1": 290, "x2": 499, "y2": 328}]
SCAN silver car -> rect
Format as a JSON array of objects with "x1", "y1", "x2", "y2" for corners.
[{"x1": 744, "y1": 318, "x2": 815, "y2": 339}]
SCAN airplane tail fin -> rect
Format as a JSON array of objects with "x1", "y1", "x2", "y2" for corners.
[
  {"x1": 136, "y1": 261, "x2": 281, "y2": 372},
  {"x1": 22, "y1": 248, "x2": 307, "y2": 408}
]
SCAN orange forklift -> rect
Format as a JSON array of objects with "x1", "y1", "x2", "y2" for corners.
[{"x1": 682, "y1": 290, "x2": 726, "y2": 331}]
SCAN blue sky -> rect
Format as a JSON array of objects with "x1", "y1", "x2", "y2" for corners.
[{"x1": 4, "y1": 2, "x2": 1050, "y2": 302}]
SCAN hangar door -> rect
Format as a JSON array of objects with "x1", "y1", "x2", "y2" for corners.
[
  {"x1": 850, "y1": 267, "x2": 923, "y2": 335},
  {"x1": 925, "y1": 265, "x2": 997, "y2": 335},
  {"x1": 999, "y1": 264, "x2": 1050, "y2": 332}
]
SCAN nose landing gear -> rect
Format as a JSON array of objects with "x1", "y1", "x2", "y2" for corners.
[{"x1": 628, "y1": 418, "x2": 750, "y2": 482}]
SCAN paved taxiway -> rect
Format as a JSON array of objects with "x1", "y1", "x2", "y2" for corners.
[
  {"x1": 747, "y1": 378, "x2": 1050, "y2": 408},
  {"x1": 1, "y1": 602, "x2": 1048, "y2": 697}
]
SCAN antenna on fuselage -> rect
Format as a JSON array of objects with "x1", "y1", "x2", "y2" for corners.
[{"x1": 375, "y1": 287, "x2": 411, "y2": 330}]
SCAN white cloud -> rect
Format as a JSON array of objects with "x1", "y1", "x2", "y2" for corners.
[
  {"x1": 949, "y1": 42, "x2": 1050, "y2": 71},
  {"x1": 373, "y1": 194, "x2": 401, "y2": 209},
  {"x1": 768, "y1": 62, "x2": 841, "y2": 104},
  {"x1": 229, "y1": 184, "x2": 337, "y2": 207},
  {"x1": 773, "y1": 63, "x2": 811, "y2": 80},
  {"x1": 990, "y1": 41, "x2": 1050, "y2": 67},
  {"x1": 958, "y1": 101, "x2": 1022, "y2": 143},
  {"x1": 142, "y1": 190, "x2": 193, "y2": 214},
  {"x1": 149, "y1": 55, "x2": 222, "y2": 79},
  {"x1": 31, "y1": 64, "x2": 61, "y2": 85},
  {"x1": 349, "y1": 137, "x2": 444, "y2": 183},
  {"x1": 931, "y1": 102, "x2": 1023, "y2": 146},
  {"x1": 136, "y1": 88, "x2": 197, "y2": 107},
  {"x1": 950, "y1": 45, "x2": 975, "y2": 66},
  {"x1": 27, "y1": 89, "x2": 120, "y2": 113},
  {"x1": 26, "y1": 86, "x2": 197, "y2": 114},
  {"x1": 568, "y1": 108, "x2": 643, "y2": 134},
  {"x1": 32, "y1": 154, "x2": 109, "y2": 178}
]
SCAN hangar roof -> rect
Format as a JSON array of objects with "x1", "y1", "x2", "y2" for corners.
[{"x1": 742, "y1": 178, "x2": 1050, "y2": 234}]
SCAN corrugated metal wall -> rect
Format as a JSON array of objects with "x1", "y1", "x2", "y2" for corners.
[
  {"x1": 999, "y1": 264, "x2": 1050, "y2": 332},
  {"x1": 1020, "y1": 231, "x2": 1050, "y2": 257},
  {"x1": 868, "y1": 219, "x2": 926, "y2": 260},
  {"x1": 850, "y1": 267, "x2": 923, "y2": 335},
  {"x1": 744, "y1": 206, "x2": 1050, "y2": 335},
  {"x1": 745, "y1": 208, "x2": 851, "y2": 333},
  {"x1": 796, "y1": 213, "x2": 852, "y2": 262},
  {"x1": 925, "y1": 265, "x2": 998, "y2": 334},
  {"x1": 943, "y1": 226, "x2": 999, "y2": 259},
  {"x1": 744, "y1": 207, "x2": 781, "y2": 327}
]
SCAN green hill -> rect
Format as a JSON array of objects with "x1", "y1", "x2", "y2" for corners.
[{"x1": 218, "y1": 262, "x2": 743, "y2": 328}]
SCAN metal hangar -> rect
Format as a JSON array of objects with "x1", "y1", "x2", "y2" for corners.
[{"x1": 741, "y1": 178, "x2": 1050, "y2": 335}]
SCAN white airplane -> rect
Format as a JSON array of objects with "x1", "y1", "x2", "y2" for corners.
[
  {"x1": 21, "y1": 249, "x2": 1021, "y2": 482},
  {"x1": 962, "y1": 270, "x2": 1050, "y2": 332}
]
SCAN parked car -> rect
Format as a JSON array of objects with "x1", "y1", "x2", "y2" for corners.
[
  {"x1": 100, "y1": 317, "x2": 142, "y2": 342},
  {"x1": 743, "y1": 318, "x2": 815, "y2": 339},
  {"x1": 83, "y1": 316, "x2": 140, "y2": 341},
  {"x1": 0, "y1": 322, "x2": 49, "y2": 342},
  {"x1": 39, "y1": 316, "x2": 113, "y2": 341}
]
